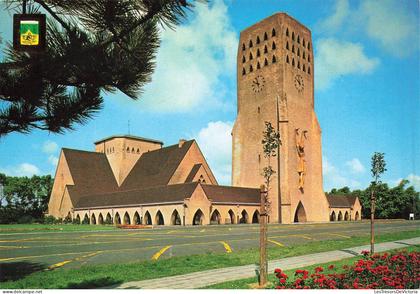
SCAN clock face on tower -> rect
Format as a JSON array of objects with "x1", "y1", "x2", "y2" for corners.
[
  {"x1": 251, "y1": 75, "x2": 265, "y2": 93},
  {"x1": 294, "y1": 74, "x2": 304, "y2": 93}
]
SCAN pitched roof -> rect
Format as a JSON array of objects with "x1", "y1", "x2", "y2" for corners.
[
  {"x1": 75, "y1": 182, "x2": 199, "y2": 209},
  {"x1": 185, "y1": 164, "x2": 203, "y2": 182},
  {"x1": 94, "y1": 134, "x2": 163, "y2": 145},
  {"x1": 326, "y1": 194, "x2": 358, "y2": 208},
  {"x1": 201, "y1": 184, "x2": 260, "y2": 204},
  {"x1": 120, "y1": 140, "x2": 195, "y2": 190},
  {"x1": 62, "y1": 148, "x2": 119, "y2": 201}
]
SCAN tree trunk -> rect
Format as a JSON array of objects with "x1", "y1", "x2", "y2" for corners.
[
  {"x1": 370, "y1": 188, "x2": 375, "y2": 254},
  {"x1": 259, "y1": 184, "x2": 267, "y2": 286}
]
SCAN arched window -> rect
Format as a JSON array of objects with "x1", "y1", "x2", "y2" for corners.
[
  {"x1": 303, "y1": 64, "x2": 306, "y2": 72},
  {"x1": 264, "y1": 45, "x2": 268, "y2": 54},
  {"x1": 123, "y1": 212, "x2": 131, "y2": 225},
  {"x1": 242, "y1": 56, "x2": 246, "y2": 63},
  {"x1": 242, "y1": 68, "x2": 246, "y2": 76},
  {"x1": 297, "y1": 60, "x2": 300, "y2": 69},
  {"x1": 193, "y1": 209, "x2": 205, "y2": 225},
  {"x1": 272, "y1": 28, "x2": 276, "y2": 37},
  {"x1": 297, "y1": 48, "x2": 300, "y2": 57},
  {"x1": 330, "y1": 211, "x2": 336, "y2": 221},
  {"x1": 264, "y1": 32, "x2": 268, "y2": 41},
  {"x1": 171, "y1": 210, "x2": 181, "y2": 225},
  {"x1": 264, "y1": 58, "x2": 268, "y2": 66},
  {"x1": 303, "y1": 51, "x2": 306, "y2": 59},
  {"x1": 155, "y1": 210, "x2": 164, "y2": 225},
  {"x1": 257, "y1": 48, "x2": 260, "y2": 57},
  {"x1": 114, "y1": 212, "x2": 121, "y2": 225},
  {"x1": 210, "y1": 210, "x2": 221, "y2": 225},
  {"x1": 292, "y1": 31, "x2": 295, "y2": 41},
  {"x1": 286, "y1": 41, "x2": 289, "y2": 50},
  {"x1": 105, "y1": 213, "x2": 112, "y2": 224},
  {"x1": 272, "y1": 55, "x2": 276, "y2": 63},
  {"x1": 228, "y1": 209, "x2": 235, "y2": 224},
  {"x1": 308, "y1": 42, "x2": 311, "y2": 50},
  {"x1": 131, "y1": 147, "x2": 135, "y2": 153},
  {"x1": 257, "y1": 62, "x2": 261, "y2": 69},
  {"x1": 272, "y1": 42, "x2": 276, "y2": 50},
  {"x1": 137, "y1": 148, "x2": 140, "y2": 154},
  {"x1": 91, "y1": 213, "x2": 97, "y2": 225},
  {"x1": 133, "y1": 211, "x2": 141, "y2": 225},
  {"x1": 292, "y1": 45, "x2": 295, "y2": 53},
  {"x1": 75, "y1": 214, "x2": 81, "y2": 224},
  {"x1": 98, "y1": 213, "x2": 104, "y2": 224},
  {"x1": 126, "y1": 147, "x2": 130, "y2": 152},
  {"x1": 338, "y1": 211, "x2": 343, "y2": 221},
  {"x1": 286, "y1": 55, "x2": 289, "y2": 64},
  {"x1": 249, "y1": 65, "x2": 253, "y2": 72},
  {"x1": 112, "y1": 147, "x2": 115, "y2": 153},
  {"x1": 308, "y1": 66, "x2": 311, "y2": 75},
  {"x1": 143, "y1": 211, "x2": 152, "y2": 225},
  {"x1": 252, "y1": 210, "x2": 259, "y2": 223},
  {"x1": 292, "y1": 58, "x2": 295, "y2": 67},
  {"x1": 297, "y1": 35, "x2": 300, "y2": 44},
  {"x1": 239, "y1": 210, "x2": 249, "y2": 224},
  {"x1": 308, "y1": 54, "x2": 311, "y2": 62},
  {"x1": 256, "y1": 36, "x2": 260, "y2": 44},
  {"x1": 249, "y1": 52, "x2": 253, "y2": 60},
  {"x1": 82, "y1": 213, "x2": 90, "y2": 224},
  {"x1": 285, "y1": 28, "x2": 289, "y2": 37},
  {"x1": 249, "y1": 39, "x2": 253, "y2": 48},
  {"x1": 242, "y1": 43, "x2": 245, "y2": 51}
]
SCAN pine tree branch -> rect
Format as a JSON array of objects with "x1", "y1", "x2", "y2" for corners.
[{"x1": 33, "y1": 0, "x2": 73, "y2": 33}]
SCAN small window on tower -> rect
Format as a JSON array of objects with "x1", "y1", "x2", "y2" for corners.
[
  {"x1": 292, "y1": 45, "x2": 295, "y2": 53},
  {"x1": 126, "y1": 147, "x2": 130, "y2": 152},
  {"x1": 272, "y1": 55, "x2": 277, "y2": 63},
  {"x1": 292, "y1": 32, "x2": 295, "y2": 41},
  {"x1": 132, "y1": 147, "x2": 135, "y2": 153},
  {"x1": 286, "y1": 55, "x2": 289, "y2": 64},
  {"x1": 308, "y1": 42, "x2": 311, "y2": 50},
  {"x1": 256, "y1": 36, "x2": 260, "y2": 44},
  {"x1": 297, "y1": 48, "x2": 300, "y2": 57},
  {"x1": 258, "y1": 106, "x2": 260, "y2": 114},
  {"x1": 249, "y1": 64, "x2": 253, "y2": 72},
  {"x1": 258, "y1": 154, "x2": 261, "y2": 163},
  {"x1": 272, "y1": 42, "x2": 276, "y2": 50},
  {"x1": 303, "y1": 64, "x2": 306, "y2": 72},
  {"x1": 257, "y1": 49, "x2": 260, "y2": 57},
  {"x1": 264, "y1": 32, "x2": 268, "y2": 41},
  {"x1": 286, "y1": 28, "x2": 289, "y2": 37},
  {"x1": 264, "y1": 58, "x2": 268, "y2": 66},
  {"x1": 242, "y1": 56, "x2": 246, "y2": 63},
  {"x1": 272, "y1": 28, "x2": 276, "y2": 37},
  {"x1": 303, "y1": 51, "x2": 306, "y2": 59},
  {"x1": 137, "y1": 148, "x2": 140, "y2": 153},
  {"x1": 297, "y1": 60, "x2": 300, "y2": 69},
  {"x1": 249, "y1": 52, "x2": 253, "y2": 60},
  {"x1": 242, "y1": 43, "x2": 245, "y2": 51},
  {"x1": 286, "y1": 41, "x2": 289, "y2": 50},
  {"x1": 264, "y1": 45, "x2": 268, "y2": 54},
  {"x1": 242, "y1": 68, "x2": 246, "y2": 76},
  {"x1": 257, "y1": 62, "x2": 261, "y2": 69},
  {"x1": 308, "y1": 66, "x2": 311, "y2": 75},
  {"x1": 297, "y1": 35, "x2": 300, "y2": 44},
  {"x1": 292, "y1": 58, "x2": 295, "y2": 66},
  {"x1": 249, "y1": 40, "x2": 253, "y2": 48}
]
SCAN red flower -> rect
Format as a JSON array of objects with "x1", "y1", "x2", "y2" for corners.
[
  {"x1": 328, "y1": 264, "x2": 335, "y2": 270},
  {"x1": 354, "y1": 267, "x2": 364, "y2": 273},
  {"x1": 274, "y1": 268, "x2": 282, "y2": 274},
  {"x1": 315, "y1": 266, "x2": 323, "y2": 273},
  {"x1": 361, "y1": 250, "x2": 370, "y2": 256},
  {"x1": 279, "y1": 278, "x2": 286, "y2": 284}
]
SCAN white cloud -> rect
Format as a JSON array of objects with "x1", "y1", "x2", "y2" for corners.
[
  {"x1": 137, "y1": 0, "x2": 237, "y2": 112},
  {"x1": 0, "y1": 163, "x2": 41, "y2": 177},
  {"x1": 317, "y1": 0, "x2": 349, "y2": 34},
  {"x1": 323, "y1": 156, "x2": 361, "y2": 190},
  {"x1": 393, "y1": 174, "x2": 420, "y2": 191},
  {"x1": 42, "y1": 140, "x2": 58, "y2": 154},
  {"x1": 194, "y1": 121, "x2": 233, "y2": 185},
  {"x1": 345, "y1": 158, "x2": 365, "y2": 174},
  {"x1": 357, "y1": 0, "x2": 418, "y2": 57},
  {"x1": 315, "y1": 38, "x2": 380, "y2": 89},
  {"x1": 48, "y1": 155, "x2": 59, "y2": 167}
]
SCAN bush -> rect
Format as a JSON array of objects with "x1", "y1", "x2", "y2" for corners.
[
  {"x1": 43, "y1": 215, "x2": 56, "y2": 224},
  {"x1": 274, "y1": 250, "x2": 420, "y2": 289},
  {"x1": 17, "y1": 215, "x2": 34, "y2": 224},
  {"x1": 82, "y1": 216, "x2": 90, "y2": 225},
  {"x1": 63, "y1": 215, "x2": 72, "y2": 224},
  {"x1": 72, "y1": 218, "x2": 80, "y2": 224}
]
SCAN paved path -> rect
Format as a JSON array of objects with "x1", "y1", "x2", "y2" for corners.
[{"x1": 114, "y1": 237, "x2": 420, "y2": 289}]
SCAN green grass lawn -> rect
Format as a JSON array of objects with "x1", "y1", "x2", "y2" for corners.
[
  {"x1": 0, "y1": 224, "x2": 118, "y2": 233},
  {"x1": 0, "y1": 229, "x2": 418, "y2": 289},
  {"x1": 203, "y1": 245, "x2": 420, "y2": 289}
]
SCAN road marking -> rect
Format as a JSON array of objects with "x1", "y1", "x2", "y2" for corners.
[
  {"x1": 151, "y1": 245, "x2": 172, "y2": 260},
  {"x1": 325, "y1": 233, "x2": 351, "y2": 239},
  {"x1": 220, "y1": 241, "x2": 232, "y2": 253},
  {"x1": 268, "y1": 239, "x2": 285, "y2": 247},
  {"x1": 47, "y1": 251, "x2": 102, "y2": 270}
]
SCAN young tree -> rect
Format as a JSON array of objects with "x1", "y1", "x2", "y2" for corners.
[
  {"x1": 0, "y1": 0, "x2": 202, "y2": 137},
  {"x1": 259, "y1": 121, "x2": 280, "y2": 286},
  {"x1": 370, "y1": 152, "x2": 386, "y2": 253}
]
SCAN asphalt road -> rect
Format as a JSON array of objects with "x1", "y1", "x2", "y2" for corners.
[{"x1": 0, "y1": 220, "x2": 418, "y2": 271}]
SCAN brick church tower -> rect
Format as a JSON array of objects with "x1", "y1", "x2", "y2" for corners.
[{"x1": 232, "y1": 13, "x2": 330, "y2": 223}]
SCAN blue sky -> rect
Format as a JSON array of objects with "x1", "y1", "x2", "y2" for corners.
[{"x1": 0, "y1": 0, "x2": 419, "y2": 191}]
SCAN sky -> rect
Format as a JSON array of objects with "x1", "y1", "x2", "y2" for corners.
[{"x1": 0, "y1": 0, "x2": 419, "y2": 192}]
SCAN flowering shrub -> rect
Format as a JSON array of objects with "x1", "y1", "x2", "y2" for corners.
[{"x1": 274, "y1": 250, "x2": 420, "y2": 289}]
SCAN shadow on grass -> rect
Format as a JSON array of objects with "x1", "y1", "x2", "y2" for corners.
[
  {"x1": 0, "y1": 262, "x2": 46, "y2": 282},
  {"x1": 66, "y1": 277, "x2": 123, "y2": 289}
]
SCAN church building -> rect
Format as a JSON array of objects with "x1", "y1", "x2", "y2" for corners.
[{"x1": 48, "y1": 13, "x2": 361, "y2": 225}]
